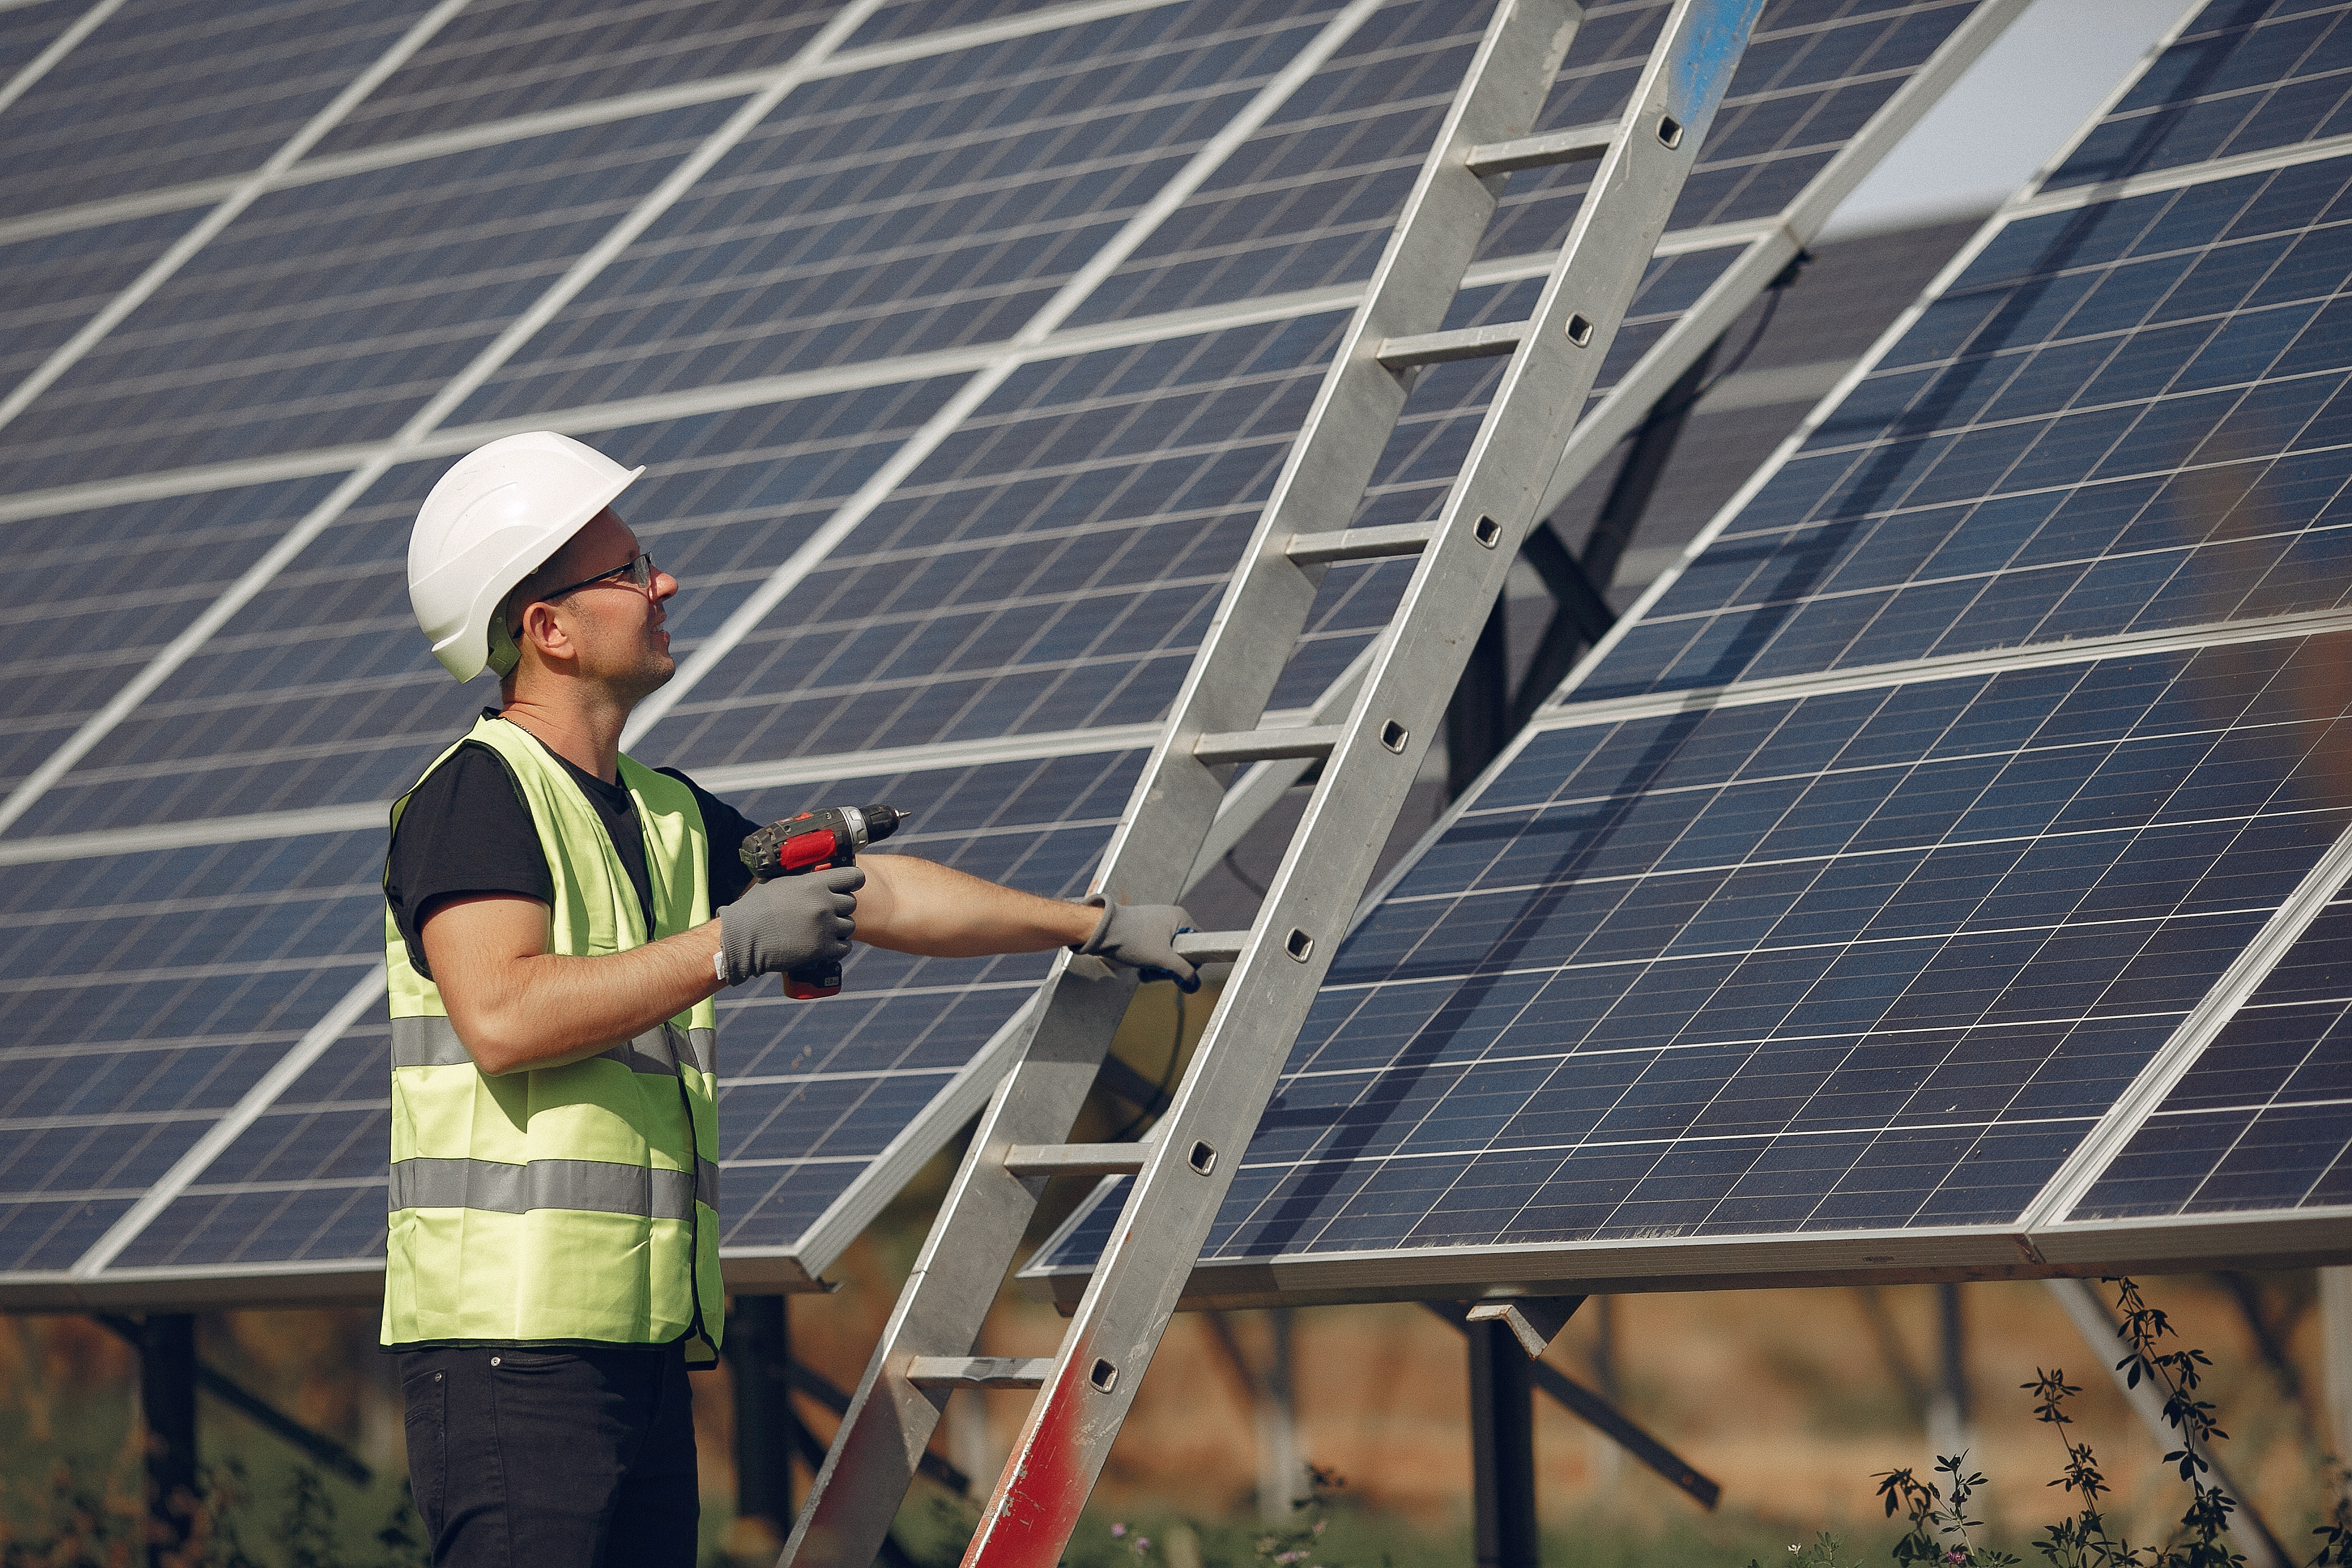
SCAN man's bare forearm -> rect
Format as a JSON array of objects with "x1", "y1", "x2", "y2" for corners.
[
  {"x1": 422, "y1": 858, "x2": 1098, "y2": 1073},
  {"x1": 855, "y1": 855, "x2": 1096, "y2": 956},
  {"x1": 421, "y1": 895, "x2": 723, "y2": 1074}
]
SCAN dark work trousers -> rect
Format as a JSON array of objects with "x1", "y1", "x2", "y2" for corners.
[{"x1": 401, "y1": 1342, "x2": 698, "y2": 1568}]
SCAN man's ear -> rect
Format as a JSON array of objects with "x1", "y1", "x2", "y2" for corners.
[{"x1": 518, "y1": 600, "x2": 575, "y2": 666}]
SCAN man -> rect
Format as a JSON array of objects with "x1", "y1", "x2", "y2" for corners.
[{"x1": 386, "y1": 431, "x2": 1193, "y2": 1567}]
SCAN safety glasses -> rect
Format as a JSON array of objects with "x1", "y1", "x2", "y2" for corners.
[{"x1": 540, "y1": 550, "x2": 656, "y2": 603}]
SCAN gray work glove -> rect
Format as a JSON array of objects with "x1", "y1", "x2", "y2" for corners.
[
  {"x1": 719, "y1": 865, "x2": 864, "y2": 986},
  {"x1": 1074, "y1": 897, "x2": 1199, "y2": 992}
]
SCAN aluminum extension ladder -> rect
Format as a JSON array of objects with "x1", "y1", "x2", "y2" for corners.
[{"x1": 782, "y1": 4, "x2": 1762, "y2": 1564}]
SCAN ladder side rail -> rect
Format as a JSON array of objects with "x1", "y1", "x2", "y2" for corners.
[
  {"x1": 779, "y1": 5, "x2": 1586, "y2": 1564},
  {"x1": 781, "y1": 962, "x2": 1136, "y2": 1568},
  {"x1": 1088, "y1": 0, "x2": 1589, "y2": 900},
  {"x1": 957, "y1": 5, "x2": 1765, "y2": 1567}
]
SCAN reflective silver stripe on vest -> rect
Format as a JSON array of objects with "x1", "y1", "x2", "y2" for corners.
[
  {"x1": 599, "y1": 1023, "x2": 681, "y2": 1077},
  {"x1": 391, "y1": 1016, "x2": 697, "y2": 1079},
  {"x1": 390, "y1": 1014, "x2": 471, "y2": 1069},
  {"x1": 390, "y1": 1156, "x2": 719, "y2": 1219}
]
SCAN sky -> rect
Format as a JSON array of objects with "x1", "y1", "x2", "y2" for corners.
[{"x1": 1823, "y1": 0, "x2": 2198, "y2": 238}]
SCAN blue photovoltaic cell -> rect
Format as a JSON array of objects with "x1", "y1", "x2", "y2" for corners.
[
  {"x1": 1071, "y1": 0, "x2": 1974, "y2": 327},
  {"x1": 0, "y1": 830, "x2": 385, "y2": 1274},
  {"x1": 2047, "y1": 2, "x2": 2352, "y2": 193},
  {"x1": 639, "y1": 318, "x2": 1346, "y2": 769},
  {"x1": 0, "y1": 474, "x2": 349, "y2": 807},
  {"x1": 846, "y1": 0, "x2": 1089, "y2": 50},
  {"x1": 0, "y1": 102, "x2": 739, "y2": 495},
  {"x1": 0, "y1": 210, "x2": 205, "y2": 393},
  {"x1": 1045, "y1": 634, "x2": 2352, "y2": 1267},
  {"x1": 2072, "y1": 889, "x2": 2352, "y2": 1219},
  {"x1": 1066, "y1": 0, "x2": 1488, "y2": 325},
  {"x1": 1482, "y1": 1, "x2": 1974, "y2": 263},
  {"x1": 306, "y1": 0, "x2": 834, "y2": 157},
  {"x1": 0, "y1": 1, "x2": 84, "y2": 72},
  {"x1": 0, "y1": 0, "x2": 438, "y2": 220},
  {"x1": 449, "y1": 1, "x2": 1333, "y2": 426},
  {"x1": 118, "y1": 748, "x2": 1143, "y2": 1269},
  {"x1": 1585, "y1": 149, "x2": 2352, "y2": 701},
  {"x1": 17, "y1": 380, "x2": 963, "y2": 841}
]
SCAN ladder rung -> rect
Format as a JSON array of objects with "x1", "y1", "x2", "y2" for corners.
[
  {"x1": 1002, "y1": 1142, "x2": 1149, "y2": 1177},
  {"x1": 1376, "y1": 321, "x2": 1525, "y2": 369},
  {"x1": 1286, "y1": 520, "x2": 1436, "y2": 565},
  {"x1": 1463, "y1": 119, "x2": 1616, "y2": 176},
  {"x1": 905, "y1": 1355, "x2": 1055, "y2": 1390},
  {"x1": 1173, "y1": 930, "x2": 1247, "y2": 963},
  {"x1": 1193, "y1": 724, "x2": 1341, "y2": 766}
]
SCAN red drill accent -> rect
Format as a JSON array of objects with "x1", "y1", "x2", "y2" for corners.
[{"x1": 777, "y1": 828, "x2": 843, "y2": 874}]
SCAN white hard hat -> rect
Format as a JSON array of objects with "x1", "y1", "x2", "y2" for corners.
[{"x1": 409, "y1": 431, "x2": 644, "y2": 681}]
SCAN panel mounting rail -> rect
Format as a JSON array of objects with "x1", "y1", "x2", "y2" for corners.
[{"x1": 779, "y1": 4, "x2": 1766, "y2": 1565}]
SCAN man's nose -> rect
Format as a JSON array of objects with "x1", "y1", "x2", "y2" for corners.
[{"x1": 652, "y1": 567, "x2": 679, "y2": 602}]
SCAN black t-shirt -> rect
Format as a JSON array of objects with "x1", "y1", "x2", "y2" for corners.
[{"x1": 384, "y1": 729, "x2": 763, "y2": 982}]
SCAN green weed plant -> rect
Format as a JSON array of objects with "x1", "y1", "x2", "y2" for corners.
[{"x1": 1784, "y1": 1276, "x2": 2350, "y2": 1568}]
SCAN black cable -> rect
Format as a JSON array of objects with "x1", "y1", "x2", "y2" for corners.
[
  {"x1": 1105, "y1": 988, "x2": 1185, "y2": 1145},
  {"x1": 1221, "y1": 843, "x2": 1268, "y2": 897},
  {"x1": 1651, "y1": 248, "x2": 1811, "y2": 422}
]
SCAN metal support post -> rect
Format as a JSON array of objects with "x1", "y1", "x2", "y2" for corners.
[
  {"x1": 1207, "y1": 1311, "x2": 1308, "y2": 1522},
  {"x1": 1852, "y1": 1287, "x2": 1930, "y2": 1420},
  {"x1": 1469, "y1": 1317, "x2": 1538, "y2": 1568},
  {"x1": 1926, "y1": 1282, "x2": 1971, "y2": 1463},
  {"x1": 96, "y1": 1313, "x2": 372, "y2": 1486},
  {"x1": 1582, "y1": 340, "x2": 1715, "y2": 589},
  {"x1": 1445, "y1": 593, "x2": 1512, "y2": 798},
  {"x1": 1501, "y1": 342, "x2": 1712, "y2": 735},
  {"x1": 1588, "y1": 1295, "x2": 1621, "y2": 1490},
  {"x1": 2326, "y1": 1267, "x2": 2352, "y2": 1462},
  {"x1": 2218, "y1": 1274, "x2": 2304, "y2": 1403},
  {"x1": 1426, "y1": 1300, "x2": 1716, "y2": 1509},
  {"x1": 137, "y1": 1313, "x2": 198, "y2": 1568},
  {"x1": 1591, "y1": 1297, "x2": 1617, "y2": 1403},
  {"x1": 730, "y1": 1297, "x2": 808, "y2": 1545}
]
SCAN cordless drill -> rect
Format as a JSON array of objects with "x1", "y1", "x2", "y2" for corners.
[{"x1": 740, "y1": 804, "x2": 907, "y2": 999}]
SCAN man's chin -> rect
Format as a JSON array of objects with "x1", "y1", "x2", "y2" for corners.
[{"x1": 617, "y1": 653, "x2": 676, "y2": 707}]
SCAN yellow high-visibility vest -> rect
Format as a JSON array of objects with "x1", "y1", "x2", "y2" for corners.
[{"x1": 381, "y1": 715, "x2": 722, "y2": 1364}]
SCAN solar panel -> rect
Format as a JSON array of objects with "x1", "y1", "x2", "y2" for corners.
[
  {"x1": 1029, "y1": 0, "x2": 2352, "y2": 1306},
  {"x1": 0, "y1": 0, "x2": 2018, "y2": 1308},
  {"x1": 2046, "y1": 0, "x2": 2352, "y2": 193},
  {"x1": 0, "y1": 0, "x2": 446, "y2": 220}
]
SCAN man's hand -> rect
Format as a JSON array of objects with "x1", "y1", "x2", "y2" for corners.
[
  {"x1": 1077, "y1": 899, "x2": 1200, "y2": 992},
  {"x1": 719, "y1": 865, "x2": 863, "y2": 985}
]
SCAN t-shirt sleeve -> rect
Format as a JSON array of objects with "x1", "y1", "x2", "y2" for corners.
[
  {"x1": 385, "y1": 742, "x2": 553, "y2": 982},
  {"x1": 659, "y1": 767, "x2": 764, "y2": 910}
]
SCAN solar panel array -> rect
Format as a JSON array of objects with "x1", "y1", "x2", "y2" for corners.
[
  {"x1": 0, "y1": 0, "x2": 2015, "y2": 1308},
  {"x1": 1030, "y1": 0, "x2": 2352, "y2": 1304}
]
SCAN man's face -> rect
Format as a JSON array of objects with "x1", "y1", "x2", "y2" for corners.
[{"x1": 532, "y1": 509, "x2": 679, "y2": 703}]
